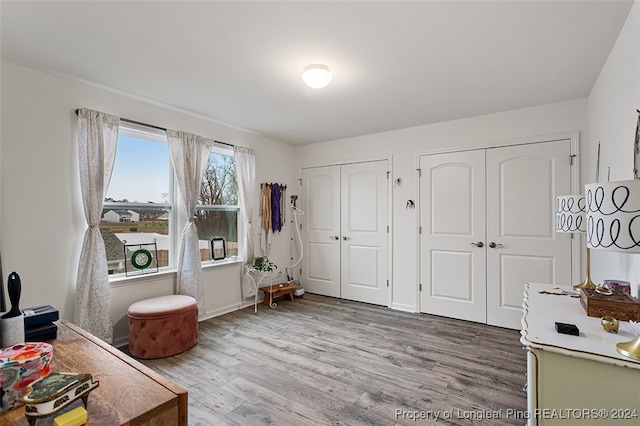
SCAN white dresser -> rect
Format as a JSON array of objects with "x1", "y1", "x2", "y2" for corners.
[{"x1": 521, "y1": 282, "x2": 640, "y2": 425}]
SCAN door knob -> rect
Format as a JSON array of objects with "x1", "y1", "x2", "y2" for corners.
[
  {"x1": 342, "y1": 236, "x2": 350, "y2": 241},
  {"x1": 470, "y1": 242, "x2": 484, "y2": 248},
  {"x1": 489, "y1": 242, "x2": 504, "y2": 248},
  {"x1": 329, "y1": 236, "x2": 339, "y2": 240}
]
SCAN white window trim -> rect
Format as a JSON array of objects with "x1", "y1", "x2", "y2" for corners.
[
  {"x1": 104, "y1": 125, "x2": 244, "y2": 280},
  {"x1": 105, "y1": 123, "x2": 177, "y2": 281},
  {"x1": 195, "y1": 146, "x2": 243, "y2": 264}
]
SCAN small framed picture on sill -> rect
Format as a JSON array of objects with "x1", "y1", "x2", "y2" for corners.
[{"x1": 210, "y1": 238, "x2": 226, "y2": 260}]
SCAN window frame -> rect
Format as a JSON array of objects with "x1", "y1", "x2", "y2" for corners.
[
  {"x1": 196, "y1": 144, "x2": 241, "y2": 263},
  {"x1": 102, "y1": 123, "x2": 177, "y2": 279}
]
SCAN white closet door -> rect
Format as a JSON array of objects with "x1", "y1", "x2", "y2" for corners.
[
  {"x1": 419, "y1": 150, "x2": 487, "y2": 323},
  {"x1": 300, "y1": 166, "x2": 341, "y2": 297},
  {"x1": 486, "y1": 140, "x2": 572, "y2": 329},
  {"x1": 340, "y1": 160, "x2": 389, "y2": 306}
]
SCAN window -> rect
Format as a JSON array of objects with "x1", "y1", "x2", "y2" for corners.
[
  {"x1": 100, "y1": 124, "x2": 173, "y2": 275},
  {"x1": 195, "y1": 147, "x2": 239, "y2": 262}
]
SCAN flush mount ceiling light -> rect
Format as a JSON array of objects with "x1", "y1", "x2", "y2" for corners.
[{"x1": 302, "y1": 64, "x2": 332, "y2": 89}]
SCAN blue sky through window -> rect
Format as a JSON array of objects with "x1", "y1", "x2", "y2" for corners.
[{"x1": 106, "y1": 135, "x2": 170, "y2": 203}]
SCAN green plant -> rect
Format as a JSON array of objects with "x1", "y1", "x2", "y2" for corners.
[{"x1": 253, "y1": 256, "x2": 276, "y2": 272}]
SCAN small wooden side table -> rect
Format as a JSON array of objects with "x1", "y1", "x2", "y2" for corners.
[{"x1": 260, "y1": 284, "x2": 296, "y2": 308}]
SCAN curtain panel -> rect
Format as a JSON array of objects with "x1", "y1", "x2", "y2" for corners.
[
  {"x1": 234, "y1": 146, "x2": 256, "y2": 299},
  {"x1": 166, "y1": 130, "x2": 214, "y2": 314},
  {"x1": 75, "y1": 108, "x2": 120, "y2": 343}
]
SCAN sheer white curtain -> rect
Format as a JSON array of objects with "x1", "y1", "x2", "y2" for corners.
[
  {"x1": 167, "y1": 130, "x2": 213, "y2": 314},
  {"x1": 234, "y1": 146, "x2": 256, "y2": 299},
  {"x1": 75, "y1": 108, "x2": 119, "y2": 343}
]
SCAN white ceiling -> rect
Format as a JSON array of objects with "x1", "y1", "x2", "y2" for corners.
[{"x1": 0, "y1": 1, "x2": 634, "y2": 145}]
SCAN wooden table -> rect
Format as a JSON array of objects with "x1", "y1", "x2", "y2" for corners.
[{"x1": 0, "y1": 320, "x2": 187, "y2": 425}]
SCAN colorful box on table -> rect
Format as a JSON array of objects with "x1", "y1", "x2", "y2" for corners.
[{"x1": 0, "y1": 342, "x2": 53, "y2": 411}]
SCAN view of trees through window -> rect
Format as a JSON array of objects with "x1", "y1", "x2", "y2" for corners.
[
  {"x1": 195, "y1": 151, "x2": 239, "y2": 259},
  {"x1": 99, "y1": 129, "x2": 239, "y2": 276}
]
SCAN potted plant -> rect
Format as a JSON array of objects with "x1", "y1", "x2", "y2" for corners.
[{"x1": 252, "y1": 256, "x2": 277, "y2": 272}]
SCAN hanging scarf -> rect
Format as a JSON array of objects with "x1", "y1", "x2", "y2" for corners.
[
  {"x1": 271, "y1": 183, "x2": 282, "y2": 232},
  {"x1": 259, "y1": 183, "x2": 271, "y2": 254}
]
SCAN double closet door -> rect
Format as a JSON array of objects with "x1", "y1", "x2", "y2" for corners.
[
  {"x1": 419, "y1": 140, "x2": 572, "y2": 329},
  {"x1": 300, "y1": 160, "x2": 389, "y2": 306}
]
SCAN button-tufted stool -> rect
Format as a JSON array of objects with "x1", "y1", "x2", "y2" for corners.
[{"x1": 127, "y1": 295, "x2": 198, "y2": 359}]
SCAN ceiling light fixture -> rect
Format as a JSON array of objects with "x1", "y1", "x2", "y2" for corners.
[{"x1": 302, "y1": 64, "x2": 332, "y2": 89}]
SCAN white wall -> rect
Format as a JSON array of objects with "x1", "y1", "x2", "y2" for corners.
[
  {"x1": 2, "y1": 0, "x2": 636, "y2": 343},
  {"x1": 296, "y1": 99, "x2": 588, "y2": 311},
  {"x1": 0, "y1": 62, "x2": 295, "y2": 345},
  {"x1": 587, "y1": 0, "x2": 640, "y2": 296}
]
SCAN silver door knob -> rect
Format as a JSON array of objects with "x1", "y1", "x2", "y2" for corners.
[
  {"x1": 470, "y1": 242, "x2": 484, "y2": 248},
  {"x1": 329, "y1": 236, "x2": 339, "y2": 240},
  {"x1": 489, "y1": 242, "x2": 504, "y2": 248},
  {"x1": 342, "y1": 236, "x2": 350, "y2": 240}
]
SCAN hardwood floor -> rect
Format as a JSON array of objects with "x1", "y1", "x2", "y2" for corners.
[{"x1": 137, "y1": 294, "x2": 527, "y2": 425}]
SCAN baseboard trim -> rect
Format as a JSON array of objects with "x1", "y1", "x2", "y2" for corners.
[{"x1": 199, "y1": 301, "x2": 249, "y2": 322}]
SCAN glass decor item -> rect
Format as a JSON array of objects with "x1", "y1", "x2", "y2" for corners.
[{"x1": 123, "y1": 241, "x2": 159, "y2": 276}]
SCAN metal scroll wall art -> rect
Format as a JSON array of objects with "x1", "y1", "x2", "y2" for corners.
[{"x1": 124, "y1": 242, "x2": 159, "y2": 276}]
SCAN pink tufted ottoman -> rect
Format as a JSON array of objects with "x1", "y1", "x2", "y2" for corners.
[{"x1": 128, "y1": 295, "x2": 198, "y2": 359}]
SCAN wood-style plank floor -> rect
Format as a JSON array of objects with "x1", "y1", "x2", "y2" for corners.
[{"x1": 137, "y1": 294, "x2": 527, "y2": 425}]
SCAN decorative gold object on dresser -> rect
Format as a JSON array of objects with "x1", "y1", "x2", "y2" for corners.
[
  {"x1": 580, "y1": 287, "x2": 640, "y2": 322},
  {"x1": 600, "y1": 316, "x2": 620, "y2": 333}
]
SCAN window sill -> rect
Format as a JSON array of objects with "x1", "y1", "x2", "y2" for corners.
[
  {"x1": 202, "y1": 258, "x2": 243, "y2": 271},
  {"x1": 109, "y1": 267, "x2": 177, "y2": 287},
  {"x1": 108, "y1": 259, "x2": 243, "y2": 287}
]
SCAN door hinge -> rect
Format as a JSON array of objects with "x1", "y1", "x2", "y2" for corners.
[
  {"x1": 569, "y1": 154, "x2": 576, "y2": 166},
  {"x1": 387, "y1": 225, "x2": 389, "y2": 233},
  {"x1": 299, "y1": 178, "x2": 302, "y2": 185},
  {"x1": 386, "y1": 171, "x2": 390, "y2": 179},
  {"x1": 387, "y1": 279, "x2": 389, "y2": 287},
  {"x1": 419, "y1": 226, "x2": 422, "y2": 234},
  {"x1": 417, "y1": 168, "x2": 422, "y2": 177},
  {"x1": 419, "y1": 283, "x2": 422, "y2": 291},
  {"x1": 299, "y1": 268, "x2": 302, "y2": 275}
]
